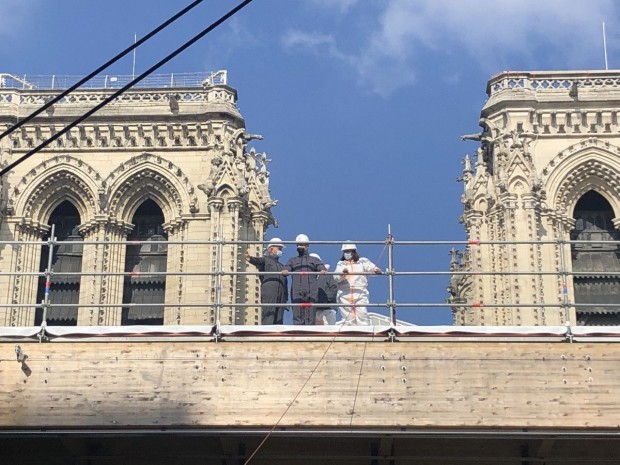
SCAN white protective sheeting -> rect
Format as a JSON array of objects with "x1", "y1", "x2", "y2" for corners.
[
  {"x1": 571, "y1": 325, "x2": 620, "y2": 341},
  {"x1": 2, "y1": 323, "x2": 619, "y2": 341},
  {"x1": 44, "y1": 325, "x2": 216, "y2": 338},
  {"x1": 0, "y1": 326, "x2": 43, "y2": 338},
  {"x1": 218, "y1": 324, "x2": 392, "y2": 336},
  {"x1": 394, "y1": 325, "x2": 569, "y2": 337}
]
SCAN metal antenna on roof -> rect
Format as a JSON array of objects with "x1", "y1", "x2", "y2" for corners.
[
  {"x1": 132, "y1": 33, "x2": 137, "y2": 79},
  {"x1": 603, "y1": 22, "x2": 609, "y2": 70}
]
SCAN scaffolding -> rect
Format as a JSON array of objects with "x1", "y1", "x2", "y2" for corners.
[{"x1": 1, "y1": 233, "x2": 620, "y2": 342}]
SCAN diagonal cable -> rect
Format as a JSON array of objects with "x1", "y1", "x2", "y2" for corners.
[
  {"x1": 243, "y1": 318, "x2": 355, "y2": 465},
  {"x1": 0, "y1": 0, "x2": 255, "y2": 178},
  {"x1": 0, "y1": 0, "x2": 205, "y2": 142}
]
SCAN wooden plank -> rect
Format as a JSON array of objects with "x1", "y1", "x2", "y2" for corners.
[{"x1": 0, "y1": 341, "x2": 619, "y2": 429}]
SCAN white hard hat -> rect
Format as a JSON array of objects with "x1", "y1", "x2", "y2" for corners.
[
  {"x1": 267, "y1": 237, "x2": 285, "y2": 249},
  {"x1": 309, "y1": 252, "x2": 321, "y2": 261},
  {"x1": 341, "y1": 241, "x2": 357, "y2": 251},
  {"x1": 295, "y1": 233, "x2": 310, "y2": 244}
]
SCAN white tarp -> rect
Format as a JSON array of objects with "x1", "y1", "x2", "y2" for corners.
[{"x1": 2, "y1": 323, "x2": 619, "y2": 341}]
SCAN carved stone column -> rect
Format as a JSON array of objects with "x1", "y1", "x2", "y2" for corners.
[
  {"x1": 556, "y1": 214, "x2": 577, "y2": 325},
  {"x1": 77, "y1": 216, "x2": 107, "y2": 326},
  {"x1": 207, "y1": 197, "x2": 225, "y2": 323},
  {"x1": 0, "y1": 135, "x2": 10, "y2": 224},
  {"x1": 77, "y1": 216, "x2": 132, "y2": 325},
  {"x1": 225, "y1": 198, "x2": 245, "y2": 324},
  {"x1": 245, "y1": 211, "x2": 270, "y2": 325},
  {"x1": 81, "y1": 219, "x2": 133, "y2": 326},
  {"x1": 163, "y1": 219, "x2": 188, "y2": 325},
  {"x1": 2, "y1": 219, "x2": 48, "y2": 326}
]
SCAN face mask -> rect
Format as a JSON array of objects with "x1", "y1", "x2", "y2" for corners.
[
  {"x1": 275, "y1": 250, "x2": 283, "y2": 257},
  {"x1": 344, "y1": 252, "x2": 353, "y2": 260},
  {"x1": 297, "y1": 246, "x2": 306, "y2": 255}
]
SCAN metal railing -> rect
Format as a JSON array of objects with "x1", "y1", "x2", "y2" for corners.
[
  {"x1": 1, "y1": 233, "x2": 620, "y2": 331},
  {"x1": 0, "y1": 71, "x2": 227, "y2": 90}
]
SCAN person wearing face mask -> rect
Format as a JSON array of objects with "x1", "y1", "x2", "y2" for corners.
[
  {"x1": 282, "y1": 234, "x2": 326, "y2": 325},
  {"x1": 245, "y1": 238, "x2": 288, "y2": 325},
  {"x1": 335, "y1": 241, "x2": 382, "y2": 325}
]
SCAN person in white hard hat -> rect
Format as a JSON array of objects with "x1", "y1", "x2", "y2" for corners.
[
  {"x1": 282, "y1": 234, "x2": 326, "y2": 325},
  {"x1": 334, "y1": 241, "x2": 381, "y2": 325},
  {"x1": 309, "y1": 253, "x2": 337, "y2": 325},
  {"x1": 245, "y1": 238, "x2": 288, "y2": 325}
]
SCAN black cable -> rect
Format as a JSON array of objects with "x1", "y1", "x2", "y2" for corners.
[
  {"x1": 0, "y1": 0, "x2": 255, "y2": 178},
  {"x1": 0, "y1": 0, "x2": 205, "y2": 142}
]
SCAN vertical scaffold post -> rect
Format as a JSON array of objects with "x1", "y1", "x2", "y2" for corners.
[
  {"x1": 40, "y1": 224, "x2": 56, "y2": 338},
  {"x1": 386, "y1": 225, "x2": 396, "y2": 330},
  {"x1": 214, "y1": 226, "x2": 224, "y2": 339}
]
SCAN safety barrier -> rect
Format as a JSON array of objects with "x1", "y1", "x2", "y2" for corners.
[
  {"x1": 1, "y1": 230, "x2": 619, "y2": 333},
  {"x1": 0, "y1": 71, "x2": 226, "y2": 90}
]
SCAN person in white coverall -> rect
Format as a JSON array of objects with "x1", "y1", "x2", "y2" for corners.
[{"x1": 334, "y1": 242, "x2": 382, "y2": 325}]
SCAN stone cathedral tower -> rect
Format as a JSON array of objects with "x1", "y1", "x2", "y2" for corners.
[
  {"x1": 451, "y1": 71, "x2": 620, "y2": 327},
  {"x1": 0, "y1": 72, "x2": 275, "y2": 327}
]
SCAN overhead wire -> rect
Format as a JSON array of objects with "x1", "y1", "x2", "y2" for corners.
[
  {"x1": 0, "y1": 0, "x2": 206, "y2": 143},
  {"x1": 349, "y1": 341, "x2": 368, "y2": 427},
  {"x1": 0, "y1": 0, "x2": 255, "y2": 178},
  {"x1": 243, "y1": 314, "x2": 364, "y2": 465}
]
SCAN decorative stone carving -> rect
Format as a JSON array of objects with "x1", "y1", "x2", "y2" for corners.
[
  {"x1": 0, "y1": 74, "x2": 277, "y2": 327},
  {"x1": 454, "y1": 71, "x2": 620, "y2": 326}
]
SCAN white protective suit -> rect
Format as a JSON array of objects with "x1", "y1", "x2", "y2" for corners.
[{"x1": 334, "y1": 257, "x2": 378, "y2": 325}]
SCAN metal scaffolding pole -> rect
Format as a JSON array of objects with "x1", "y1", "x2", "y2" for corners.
[
  {"x1": 557, "y1": 234, "x2": 572, "y2": 326},
  {"x1": 387, "y1": 226, "x2": 396, "y2": 326},
  {"x1": 40, "y1": 224, "x2": 56, "y2": 327},
  {"x1": 215, "y1": 226, "x2": 224, "y2": 332}
]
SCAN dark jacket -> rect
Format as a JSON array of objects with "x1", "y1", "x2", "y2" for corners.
[
  {"x1": 284, "y1": 253, "x2": 326, "y2": 301},
  {"x1": 248, "y1": 255, "x2": 287, "y2": 303},
  {"x1": 316, "y1": 274, "x2": 337, "y2": 309}
]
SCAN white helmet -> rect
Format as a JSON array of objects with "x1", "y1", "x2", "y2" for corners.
[
  {"x1": 267, "y1": 237, "x2": 284, "y2": 249},
  {"x1": 295, "y1": 233, "x2": 310, "y2": 244},
  {"x1": 341, "y1": 241, "x2": 357, "y2": 251},
  {"x1": 311, "y1": 252, "x2": 330, "y2": 270}
]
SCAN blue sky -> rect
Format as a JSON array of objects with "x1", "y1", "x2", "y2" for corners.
[{"x1": 0, "y1": 0, "x2": 618, "y2": 324}]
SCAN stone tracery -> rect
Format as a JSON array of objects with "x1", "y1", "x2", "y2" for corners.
[
  {"x1": 0, "y1": 76, "x2": 277, "y2": 327},
  {"x1": 454, "y1": 71, "x2": 620, "y2": 326}
]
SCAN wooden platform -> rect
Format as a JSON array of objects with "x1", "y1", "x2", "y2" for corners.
[
  {"x1": 1, "y1": 339, "x2": 619, "y2": 430},
  {"x1": 2, "y1": 337, "x2": 620, "y2": 463}
]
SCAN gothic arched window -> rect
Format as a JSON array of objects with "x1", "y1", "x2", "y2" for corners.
[
  {"x1": 121, "y1": 199, "x2": 168, "y2": 325},
  {"x1": 35, "y1": 200, "x2": 83, "y2": 326},
  {"x1": 571, "y1": 190, "x2": 620, "y2": 326}
]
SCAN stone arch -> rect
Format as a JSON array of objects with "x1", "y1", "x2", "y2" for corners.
[
  {"x1": 542, "y1": 140, "x2": 620, "y2": 218},
  {"x1": 508, "y1": 174, "x2": 530, "y2": 195},
  {"x1": 472, "y1": 195, "x2": 488, "y2": 214},
  {"x1": 247, "y1": 198, "x2": 262, "y2": 212},
  {"x1": 121, "y1": 198, "x2": 167, "y2": 326},
  {"x1": 13, "y1": 155, "x2": 100, "y2": 224},
  {"x1": 35, "y1": 200, "x2": 84, "y2": 326},
  {"x1": 105, "y1": 153, "x2": 196, "y2": 223},
  {"x1": 215, "y1": 184, "x2": 235, "y2": 200}
]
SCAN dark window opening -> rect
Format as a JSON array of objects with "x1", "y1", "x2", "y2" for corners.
[
  {"x1": 571, "y1": 191, "x2": 620, "y2": 325},
  {"x1": 35, "y1": 201, "x2": 83, "y2": 326},
  {"x1": 122, "y1": 199, "x2": 167, "y2": 325}
]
